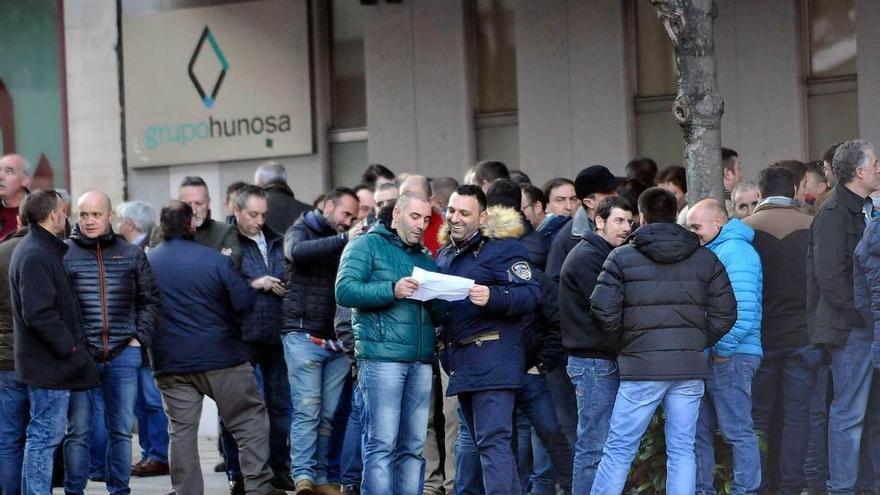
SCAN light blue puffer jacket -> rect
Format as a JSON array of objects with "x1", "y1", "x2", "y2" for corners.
[{"x1": 705, "y1": 219, "x2": 763, "y2": 357}]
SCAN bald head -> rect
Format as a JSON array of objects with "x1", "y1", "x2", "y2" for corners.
[
  {"x1": 77, "y1": 190, "x2": 113, "y2": 239},
  {"x1": 686, "y1": 198, "x2": 728, "y2": 245},
  {"x1": 0, "y1": 154, "x2": 31, "y2": 206},
  {"x1": 399, "y1": 175, "x2": 432, "y2": 202}
]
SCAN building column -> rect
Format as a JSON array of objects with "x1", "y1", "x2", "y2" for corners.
[
  {"x1": 515, "y1": 0, "x2": 632, "y2": 183},
  {"x1": 64, "y1": 0, "x2": 125, "y2": 206},
  {"x1": 363, "y1": 0, "x2": 474, "y2": 179}
]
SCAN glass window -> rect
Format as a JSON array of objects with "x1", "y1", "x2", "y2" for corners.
[
  {"x1": 474, "y1": 0, "x2": 517, "y2": 114},
  {"x1": 635, "y1": 1, "x2": 676, "y2": 97},
  {"x1": 809, "y1": 0, "x2": 857, "y2": 78},
  {"x1": 329, "y1": 0, "x2": 366, "y2": 128},
  {"x1": 330, "y1": 139, "x2": 368, "y2": 188},
  {"x1": 0, "y1": 0, "x2": 68, "y2": 189}
]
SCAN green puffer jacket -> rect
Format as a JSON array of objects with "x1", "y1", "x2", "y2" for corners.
[{"x1": 335, "y1": 222, "x2": 446, "y2": 363}]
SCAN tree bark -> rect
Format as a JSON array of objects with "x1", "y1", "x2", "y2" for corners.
[{"x1": 651, "y1": 0, "x2": 724, "y2": 205}]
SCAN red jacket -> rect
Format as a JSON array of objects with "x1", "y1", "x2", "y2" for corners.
[{"x1": 424, "y1": 210, "x2": 443, "y2": 256}]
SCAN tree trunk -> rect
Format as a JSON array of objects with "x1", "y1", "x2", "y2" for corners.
[{"x1": 651, "y1": 0, "x2": 724, "y2": 205}]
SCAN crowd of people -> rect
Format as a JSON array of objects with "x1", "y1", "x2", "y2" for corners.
[{"x1": 0, "y1": 138, "x2": 878, "y2": 495}]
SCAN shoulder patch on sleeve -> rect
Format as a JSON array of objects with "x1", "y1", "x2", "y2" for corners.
[{"x1": 511, "y1": 261, "x2": 532, "y2": 281}]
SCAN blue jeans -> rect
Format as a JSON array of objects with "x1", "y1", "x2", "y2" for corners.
[
  {"x1": 546, "y1": 361, "x2": 578, "y2": 447},
  {"x1": 591, "y1": 379, "x2": 705, "y2": 495},
  {"x1": 358, "y1": 360, "x2": 432, "y2": 495},
  {"x1": 695, "y1": 354, "x2": 762, "y2": 495},
  {"x1": 134, "y1": 363, "x2": 168, "y2": 463},
  {"x1": 282, "y1": 332, "x2": 350, "y2": 485},
  {"x1": 529, "y1": 428, "x2": 553, "y2": 495},
  {"x1": 64, "y1": 346, "x2": 141, "y2": 495},
  {"x1": 828, "y1": 328, "x2": 874, "y2": 494},
  {"x1": 515, "y1": 373, "x2": 572, "y2": 494},
  {"x1": 458, "y1": 389, "x2": 519, "y2": 495},
  {"x1": 805, "y1": 363, "x2": 831, "y2": 491},
  {"x1": 856, "y1": 372, "x2": 880, "y2": 493},
  {"x1": 90, "y1": 389, "x2": 108, "y2": 480},
  {"x1": 22, "y1": 386, "x2": 70, "y2": 495},
  {"x1": 751, "y1": 346, "x2": 821, "y2": 495},
  {"x1": 567, "y1": 356, "x2": 619, "y2": 494},
  {"x1": 514, "y1": 415, "x2": 554, "y2": 495},
  {"x1": 0, "y1": 370, "x2": 28, "y2": 494},
  {"x1": 340, "y1": 375, "x2": 363, "y2": 489},
  {"x1": 455, "y1": 406, "x2": 482, "y2": 495}
]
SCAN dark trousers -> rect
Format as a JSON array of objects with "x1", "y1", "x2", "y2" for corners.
[
  {"x1": 458, "y1": 389, "x2": 519, "y2": 495},
  {"x1": 456, "y1": 375, "x2": 573, "y2": 495},
  {"x1": 751, "y1": 346, "x2": 821, "y2": 495}
]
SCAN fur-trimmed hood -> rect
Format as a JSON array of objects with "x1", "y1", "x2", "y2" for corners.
[{"x1": 437, "y1": 205, "x2": 525, "y2": 246}]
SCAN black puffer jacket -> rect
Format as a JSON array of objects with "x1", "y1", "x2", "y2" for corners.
[
  {"x1": 283, "y1": 210, "x2": 348, "y2": 340},
  {"x1": 64, "y1": 226, "x2": 161, "y2": 362},
  {"x1": 590, "y1": 223, "x2": 737, "y2": 380},
  {"x1": 559, "y1": 231, "x2": 615, "y2": 360}
]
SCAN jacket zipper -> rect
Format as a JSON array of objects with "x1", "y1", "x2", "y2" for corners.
[{"x1": 97, "y1": 243, "x2": 110, "y2": 361}]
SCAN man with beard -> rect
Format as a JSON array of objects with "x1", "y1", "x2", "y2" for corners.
[
  {"x1": 283, "y1": 188, "x2": 361, "y2": 495},
  {"x1": 559, "y1": 196, "x2": 633, "y2": 493}
]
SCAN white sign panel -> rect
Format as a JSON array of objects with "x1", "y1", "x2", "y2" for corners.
[{"x1": 122, "y1": 0, "x2": 313, "y2": 167}]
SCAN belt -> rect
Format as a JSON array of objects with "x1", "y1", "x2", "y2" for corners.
[{"x1": 458, "y1": 331, "x2": 500, "y2": 347}]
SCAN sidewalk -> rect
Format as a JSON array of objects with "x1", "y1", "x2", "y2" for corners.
[{"x1": 53, "y1": 435, "x2": 233, "y2": 495}]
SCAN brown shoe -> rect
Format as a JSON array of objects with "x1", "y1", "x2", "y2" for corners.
[
  {"x1": 294, "y1": 479, "x2": 315, "y2": 495},
  {"x1": 131, "y1": 459, "x2": 170, "y2": 477},
  {"x1": 314, "y1": 483, "x2": 341, "y2": 495}
]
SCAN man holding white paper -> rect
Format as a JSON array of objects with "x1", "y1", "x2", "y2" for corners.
[
  {"x1": 435, "y1": 185, "x2": 541, "y2": 495},
  {"x1": 335, "y1": 192, "x2": 447, "y2": 495}
]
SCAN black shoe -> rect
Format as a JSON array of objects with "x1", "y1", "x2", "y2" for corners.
[
  {"x1": 229, "y1": 475, "x2": 245, "y2": 495},
  {"x1": 214, "y1": 460, "x2": 228, "y2": 473},
  {"x1": 272, "y1": 473, "x2": 297, "y2": 491}
]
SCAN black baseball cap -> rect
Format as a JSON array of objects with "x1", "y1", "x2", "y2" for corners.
[{"x1": 575, "y1": 165, "x2": 621, "y2": 199}]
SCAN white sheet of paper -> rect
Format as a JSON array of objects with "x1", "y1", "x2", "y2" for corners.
[{"x1": 408, "y1": 266, "x2": 474, "y2": 302}]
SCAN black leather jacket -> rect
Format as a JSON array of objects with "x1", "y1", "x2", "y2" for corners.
[{"x1": 64, "y1": 225, "x2": 161, "y2": 362}]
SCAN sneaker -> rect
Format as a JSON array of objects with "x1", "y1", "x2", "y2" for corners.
[
  {"x1": 294, "y1": 479, "x2": 315, "y2": 495},
  {"x1": 214, "y1": 460, "x2": 228, "y2": 473}
]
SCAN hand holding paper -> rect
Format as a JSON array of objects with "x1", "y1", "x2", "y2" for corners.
[{"x1": 408, "y1": 266, "x2": 474, "y2": 302}]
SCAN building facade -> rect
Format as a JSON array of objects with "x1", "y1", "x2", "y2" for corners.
[{"x1": 2, "y1": 0, "x2": 870, "y2": 211}]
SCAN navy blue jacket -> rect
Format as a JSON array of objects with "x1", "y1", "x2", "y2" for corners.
[
  {"x1": 436, "y1": 214, "x2": 541, "y2": 396},
  {"x1": 238, "y1": 225, "x2": 285, "y2": 344},
  {"x1": 853, "y1": 218, "x2": 880, "y2": 366},
  {"x1": 148, "y1": 238, "x2": 255, "y2": 376}
]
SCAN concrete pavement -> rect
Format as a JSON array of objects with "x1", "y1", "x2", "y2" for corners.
[{"x1": 52, "y1": 435, "x2": 236, "y2": 495}]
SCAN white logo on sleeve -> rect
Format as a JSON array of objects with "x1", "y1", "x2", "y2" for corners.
[{"x1": 511, "y1": 261, "x2": 532, "y2": 281}]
